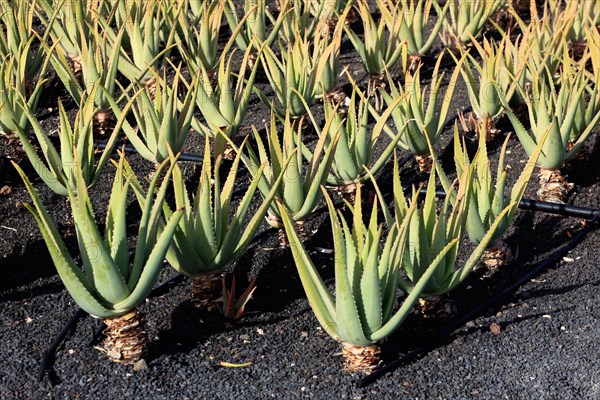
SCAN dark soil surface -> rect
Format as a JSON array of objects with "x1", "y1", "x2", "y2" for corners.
[{"x1": 1, "y1": 6, "x2": 600, "y2": 400}]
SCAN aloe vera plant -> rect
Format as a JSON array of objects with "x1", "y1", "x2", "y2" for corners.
[
  {"x1": 395, "y1": 0, "x2": 450, "y2": 67},
  {"x1": 274, "y1": 0, "x2": 321, "y2": 43},
  {"x1": 0, "y1": 0, "x2": 52, "y2": 87},
  {"x1": 280, "y1": 181, "x2": 468, "y2": 372},
  {"x1": 565, "y1": 44, "x2": 600, "y2": 146},
  {"x1": 110, "y1": 66, "x2": 199, "y2": 164},
  {"x1": 224, "y1": 0, "x2": 286, "y2": 66},
  {"x1": 509, "y1": 2, "x2": 567, "y2": 84},
  {"x1": 379, "y1": 52, "x2": 465, "y2": 172},
  {"x1": 312, "y1": 7, "x2": 349, "y2": 103},
  {"x1": 451, "y1": 35, "x2": 525, "y2": 138},
  {"x1": 258, "y1": 31, "x2": 336, "y2": 119},
  {"x1": 562, "y1": 0, "x2": 600, "y2": 48},
  {"x1": 49, "y1": 21, "x2": 125, "y2": 134},
  {"x1": 441, "y1": 0, "x2": 506, "y2": 48},
  {"x1": 36, "y1": 0, "x2": 98, "y2": 74},
  {"x1": 241, "y1": 107, "x2": 341, "y2": 244},
  {"x1": 161, "y1": 136, "x2": 290, "y2": 310},
  {"x1": 13, "y1": 154, "x2": 183, "y2": 364},
  {"x1": 323, "y1": 87, "x2": 407, "y2": 192},
  {"x1": 497, "y1": 69, "x2": 600, "y2": 203},
  {"x1": 104, "y1": 0, "x2": 177, "y2": 91},
  {"x1": 0, "y1": 51, "x2": 51, "y2": 141},
  {"x1": 389, "y1": 156, "x2": 516, "y2": 300},
  {"x1": 192, "y1": 43, "x2": 264, "y2": 158},
  {"x1": 437, "y1": 123, "x2": 549, "y2": 268},
  {"x1": 344, "y1": 0, "x2": 408, "y2": 91},
  {"x1": 174, "y1": 0, "x2": 244, "y2": 76},
  {"x1": 15, "y1": 85, "x2": 139, "y2": 196}
]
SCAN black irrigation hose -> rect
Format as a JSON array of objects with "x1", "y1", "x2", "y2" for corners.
[
  {"x1": 420, "y1": 188, "x2": 600, "y2": 220},
  {"x1": 359, "y1": 215, "x2": 600, "y2": 388},
  {"x1": 36, "y1": 308, "x2": 86, "y2": 381}
]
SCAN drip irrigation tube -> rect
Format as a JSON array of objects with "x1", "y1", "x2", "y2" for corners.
[
  {"x1": 359, "y1": 215, "x2": 599, "y2": 387},
  {"x1": 36, "y1": 309, "x2": 85, "y2": 381},
  {"x1": 419, "y1": 188, "x2": 600, "y2": 220}
]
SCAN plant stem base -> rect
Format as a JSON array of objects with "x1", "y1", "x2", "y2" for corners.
[
  {"x1": 325, "y1": 88, "x2": 347, "y2": 107},
  {"x1": 94, "y1": 109, "x2": 115, "y2": 136},
  {"x1": 415, "y1": 295, "x2": 456, "y2": 319},
  {"x1": 68, "y1": 54, "x2": 82, "y2": 82},
  {"x1": 481, "y1": 241, "x2": 513, "y2": 269},
  {"x1": 97, "y1": 310, "x2": 147, "y2": 364},
  {"x1": 407, "y1": 54, "x2": 422, "y2": 72},
  {"x1": 368, "y1": 75, "x2": 386, "y2": 110},
  {"x1": 145, "y1": 77, "x2": 158, "y2": 100},
  {"x1": 278, "y1": 220, "x2": 307, "y2": 248},
  {"x1": 415, "y1": 154, "x2": 434, "y2": 174},
  {"x1": 342, "y1": 343, "x2": 382, "y2": 373},
  {"x1": 191, "y1": 273, "x2": 223, "y2": 311},
  {"x1": 247, "y1": 53, "x2": 257, "y2": 70},
  {"x1": 328, "y1": 183, "x2": 358, "y2": 204},
  {"x1": 537, "y1": 169, "x2": 574, "y2": 204}
]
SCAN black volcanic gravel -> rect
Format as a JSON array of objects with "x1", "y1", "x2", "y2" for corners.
[{"x1": 1, "y1": 5, "x2": 600, "y2": 399}]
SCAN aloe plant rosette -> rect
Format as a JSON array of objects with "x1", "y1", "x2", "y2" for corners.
[
  {"x1": 0, "y1": 0, "x2": 52, "y2": 92},
  {"x1": 242, "y1": 107, "x2": 341, "y2": 245},
  {"x1": 452, "y1": 35, "x2": 525, "y2": 138},
  {"x1": 258, "y1": 33, "x2": 336, "y2": 119},
  {"x1": 0, "y1": 51, "x2": 51, "y2": 142},
  {"x1": 323, "y1": 88, "x2": 407, "y2": 196},
  {"x1": 163, "y1": 136, "x2": 290, "y2": 310},
  {"x1": 192, "y1": 43, "x2": 263, "y2": 158},
  {"x1": 344, "y1": 0, "x2": 409, "y2": 92},
  {"x1": 383, "y1": 154, "x2": 516, "y2": 316},
  {"x1": 497, "y1": 70, "x2": 600, "y2": 203},
  {"x1": 395, "y1": 0, "x2": 450, "y2": 68},
  {"x1": 224, "y1": 0, "x2": 285, "y2": 67},
  {"x1": 111, "y1": 66, "x2": 199, "y2": 165},
  {"x1": 437, "y1": 123, "x2": 549, "y2": 268},
  {"x1": 441, "y1": 0, "x2": 506, "y2": 48},
  {"x1": 48, "y1": 23, "x2": 126, "y2": 135},
  {"x1": 15, "y1": 84, "x2": 139, "y2": 195},
  {"x1": 379, "y1": 52, "x2": 465, "y2": 172},
  {"x1": 280, "y1": 183, "x2": 460, "y2": 372},
  {"x1": 13, "y1": 154, "x2": 183, "y2": 363},
  {"x1": 36, "y1": 0, "x2": 97, "y2": 75}
]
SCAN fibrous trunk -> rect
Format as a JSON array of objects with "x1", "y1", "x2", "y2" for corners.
[
  {"x1": 407, "y1": 54, "x2": 422, "y2": 72},
  {"x1": 415, "y1": 294, "x2": 456, "y2": 319},
  {"x1": 144, "y1": 76, "x2": 158, "y2": 100},
  {"x1": 278, "y1": 220, "x2": 307, "y2": 247},
  {"x1": 97, "y1": 310, "x2": 147, "y2": 364},
  {"x1": 481, "y1": 240, "x2": 512, "y2": 269},
  {"x1": 459, "y1": 112, "x2": 500, "y2": 142},
  {"x1": 329, "y1": 182, "x2": 358, "y2": 205},
  {"x1": 325, "y1": 87, "x2": 346, "y2": 107},
  {"x1": 94, "y1": 109, "x2": 115, "y2": 136},
  {"x1": 537, "y1": 168, "x2": 574, "y2": 204},
  {"x1": 341, "y1": 342, "x2": 382, "y2": 373},
  {"x1": 68, "y1": 54, "x2": 82, "y2": 81},
  {"x1": 191, "y1": 272, "x2": 224, "y2": 311},
  {"x1": 415, "y1": 154, "x2": 434, "y2": 174}
]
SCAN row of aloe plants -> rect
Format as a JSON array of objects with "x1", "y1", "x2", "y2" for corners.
[
  {"x1": 3, "y1": 0, "x2": 599, "y2": 198},
  {"x1": 2, "y1": 0, "x2": 599, "y2": 373}
]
